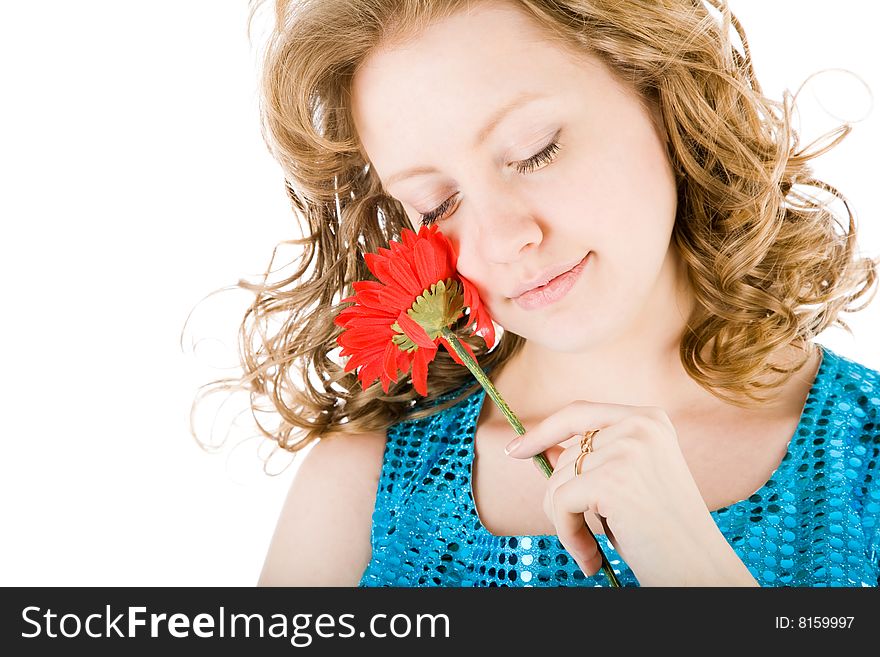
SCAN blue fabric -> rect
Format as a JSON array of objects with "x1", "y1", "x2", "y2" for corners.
[{"x1": 358, "y1": 344, "x2": 880, "y2": 586}]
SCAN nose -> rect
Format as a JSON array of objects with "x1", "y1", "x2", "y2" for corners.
[{"x1": 469, "y1": 188, "x2": 544, "y2": 264}]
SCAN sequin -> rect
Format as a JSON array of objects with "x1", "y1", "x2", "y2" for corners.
[{"x1": 359, "y1": 344, "x2": 880, "y2": 587}]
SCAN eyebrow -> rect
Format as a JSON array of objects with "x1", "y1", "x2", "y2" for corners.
[{"x1": 383, "y1": 91, "x2": 549, "y2": 189}]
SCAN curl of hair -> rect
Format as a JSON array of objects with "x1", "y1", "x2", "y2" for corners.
[{"x1": 190, "y1": 0, "x2": 878, "y2": 461}]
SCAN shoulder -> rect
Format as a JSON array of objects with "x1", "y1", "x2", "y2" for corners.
[
  {"x1": 810, "y1": 345, "x2": 880, "y2": 489},
  {"x1": 257, "y1": 430, "x2": 388, "y2": 586},
  {"x1": 822, "y1": 344, "x2": 880, "y2": 385},
  {"x1": 818, "y1": 346, "x2": 880, "y2": 423}
]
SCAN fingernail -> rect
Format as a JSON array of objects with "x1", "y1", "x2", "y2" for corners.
[{"x1": 504, "y1": 436, "x2": 523, "y2": 456}]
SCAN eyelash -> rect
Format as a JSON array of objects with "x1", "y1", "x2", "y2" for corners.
[{"x1": 418, "y1": 138, "x2": 562, "y2": 226}]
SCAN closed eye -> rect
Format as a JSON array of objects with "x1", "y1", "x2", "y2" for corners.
[{"x1": 418, "y1": 132, "x2": 562, "y2": 226}]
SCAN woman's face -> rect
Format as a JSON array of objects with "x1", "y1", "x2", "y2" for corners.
[{"x1": 351, "y1": 1, "x2": 682, "y2": 352}]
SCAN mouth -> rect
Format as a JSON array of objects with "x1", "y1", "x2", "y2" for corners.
[{"x1": 512, "y1": 252, "x2": 591, "y2": 310}]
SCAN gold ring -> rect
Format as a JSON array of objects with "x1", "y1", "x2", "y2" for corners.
[
  {"x1": 574, "y1": 429, "x2": 599, "y2": 476},
  {"x1": 580, "y1": 429, "x2": 598, "y2": 454}
]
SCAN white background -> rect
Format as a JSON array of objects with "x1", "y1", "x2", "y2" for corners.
[{"x1": 1, "y1": 1, "x2": 878, "y2": 586}]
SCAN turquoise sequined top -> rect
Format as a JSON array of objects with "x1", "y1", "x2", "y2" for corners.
[{"x1": 358, "y1": 344, "x2": 880, "y2": 587}]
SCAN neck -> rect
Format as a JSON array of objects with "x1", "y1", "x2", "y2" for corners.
[{"x1": 511, "y1": 334, "x2": 704, "y2": 422}]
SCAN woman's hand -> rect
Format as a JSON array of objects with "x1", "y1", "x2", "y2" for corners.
[{"x1": 504, "y1": 401, "x2": 758, "y2": 586}]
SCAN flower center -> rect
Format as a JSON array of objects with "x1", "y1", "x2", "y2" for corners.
[{"x1": 390, "y1": 278, "x2": 465, "y2": 352}]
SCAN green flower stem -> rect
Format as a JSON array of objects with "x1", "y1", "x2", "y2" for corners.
[{"x1": 440, "y1": 327, "x2": 621, "y2": 588}]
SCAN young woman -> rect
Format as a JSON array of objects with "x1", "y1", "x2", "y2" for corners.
[{"x1": 212, "y1": 0, "x2": 879, "y2": 586}]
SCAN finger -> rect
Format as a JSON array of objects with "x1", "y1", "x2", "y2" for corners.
[
  {"x1": 549, "y1": 449, "x2": 614, "y2": 550},
  {"x1": 551, "y1": 421, "x2": 632, "y2": 475},
  {"x1": 542, "y1": 441, "x2": 612, "y2": 522},
  {"x1": 505, "y1": 400, "x2": 648, "y2": 458},
  {"x1": 551, "y1": 478, "x2": 605, "y2": 576},
  {"x1": 540, "y1": 431, "x2": 589, "y2": 470},
  {"x1": 553, "y1": 443, "x2": 610, "y2": 479}
]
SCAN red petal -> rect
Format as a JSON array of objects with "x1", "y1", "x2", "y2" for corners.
[
  {"x1": 396, "y1": 311, "x2": 437, "y2": 350},
  {"x1": 412, "y1": 238, "x2": 442, "y2": 290},
  {"x1": 401, "y1": 228, "x2": 418, "y2": 249},
  {"x1": 389, "y1": 240, "x2": 407, "y2": 257},
  {"x1": 460, "y1": 275, "x2": 496, "y2": 349},
  {"x1": 352, "y1": 280, "x2": 384, "y2": 294},
  {"x1": 359, "y1": 358, "x2": 385, "y2": 387},
  {"x1": 356, "y1": 289, "x2": 393, "y2": 310},
  {"x1": 337, "y1": 328, "x2": 394, "y2": 351},
  {"x1": 338, "y1": 344, "x2": 384, "y2": 367},
  {"x1": 378, "y1": 284, "x2": 416, "y2": 310},
  {"x1": 428, "y1": 228, "x2": 457, "y2": 279},
  {"x1": 439, "y1": 335, "x2": 478, "y2": 367},
  {"x1": 341, "y1": 303, "x2": 392, "y2": 318},
  {"x1": 396, "y1": 348, "x2": 411, "y2": 373},
  {"x1": 382, "y1": 341, "x2": 401, "y2": 382},
  {"x1": 411, "y1": 347, "x2": 435, "y2": 396},
  {"x1": 364, "y1": 252, "x2": 396, "y2": 287},
  {"x1": 343, "y1": 316, "x2": 397, "y2": 329},
  {"x1": 388, "y1": 254, "x2": 422, "y2": 295},
  {"x1": 334, "y1": 304, "x2": 392, "y2": 328}
]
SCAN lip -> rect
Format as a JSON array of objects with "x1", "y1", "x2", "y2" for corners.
[
  {"x1": 509, "y1": 253, "x2": 591, "y2": 299},
  {"x1": 512, "y1": 253, "x2": 590, "y2": 311}
]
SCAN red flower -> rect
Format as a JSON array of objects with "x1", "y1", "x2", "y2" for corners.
[{"x1": 334, "y1": 224, "x2": 496, "y2": 396}]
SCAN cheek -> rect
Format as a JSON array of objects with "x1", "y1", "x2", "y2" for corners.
[
  {"x1": 453, "y1": 247, "x2": 491, "y2": 295},
  {"x1": 447, "y1": 242, "x2": 510, "y2": 315},
  {"x1": 580, "y1": 156, "x2": 676, "y2": 254}
]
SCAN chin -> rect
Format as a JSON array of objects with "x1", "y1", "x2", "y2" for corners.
[{"x1": 517, "y1": 313, "x2": 609, "y2": 352}]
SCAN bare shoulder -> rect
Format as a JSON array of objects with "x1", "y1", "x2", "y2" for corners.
[{"x1": 257, "y1": 429, "x2": 388, "y2": 586}]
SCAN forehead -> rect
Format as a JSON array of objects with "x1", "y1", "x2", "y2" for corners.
[{"x1": 349, "y1": 3, "x2": 589, "y2": 183}]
